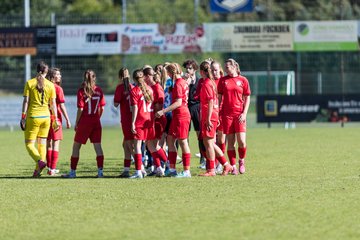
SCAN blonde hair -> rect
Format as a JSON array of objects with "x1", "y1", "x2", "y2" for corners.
[
  {"x1": 160, "y1": 62, "x2": 170, "y2": 89},
  {"x1": 225, "y1": 58, "x2": 241, "y2": 75},
  {"x1": 83, "y1": 69, "x2": 96, "y2": 98},
  {"x1": 166, "y1": 63, "x2": 182, "y2": 80},
  {"x1": 211, "y1": 60, "x2": 224, "y2": 78},
  {"x1": 133, "y1": 69, "x2": 153, "y2": 103}
]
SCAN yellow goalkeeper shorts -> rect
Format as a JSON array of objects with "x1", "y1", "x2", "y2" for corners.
[{"x1": 24, "y1": 117, "x2": 51, "y2": 140}]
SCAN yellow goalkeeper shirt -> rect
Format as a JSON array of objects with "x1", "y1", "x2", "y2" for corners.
[{"x1": 23, "y1": 78, "x2": 56, "y2": 117}]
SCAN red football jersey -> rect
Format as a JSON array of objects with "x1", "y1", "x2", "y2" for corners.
[
  {"x1": 172, "y1": 77, "x2": 190, "y2": 119},
  {"x1": 130, "y1": 85, "x2": 153, "y2": 127},
  {"x1": 77, "y1": 85, "x2": 106, "y2": 118},
  {"x1": 151, "y1": 83, "x2": 164, "y2": 106},
  {"x1": 200, "y1": 78, "x2": 219, "y2": 123},
  {"x1": 54, "y1": 84, "x2": 65, "y2": 123},
  {"x1": 114, "y1": 83, "x2": 133, "y2": 124},
  {"x1": 218, "y1": 75, "x2": 251, "y2": 116}
]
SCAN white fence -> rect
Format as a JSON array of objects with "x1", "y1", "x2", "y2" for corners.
[{"x1": 0, "y1": 95, "x2": 121, "y2": 128}]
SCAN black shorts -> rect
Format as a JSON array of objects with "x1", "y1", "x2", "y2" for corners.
[
  {"x1": 165, "y1": 113, "x2": 172, "y2": 133},
  {"x1": 189, "y1": 104, "x2": 200, "y2": 132}
]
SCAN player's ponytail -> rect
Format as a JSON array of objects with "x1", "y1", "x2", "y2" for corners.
[
  {"x1": 165, "y1": 63, "x2": 182, "y2": 81},
  {"x1": 83, "y1": 69, "x2": 96, "y2": 99},
  {"x1": 36, "y1": 61, "x2": 48, "y2": 93},
  {"x1": 200, "y1": 61, "x2": 217, "y2": 95},
  {"x1": 133, "y1": 69, "x2": 153, "y2": 103},
  {"x1": 161, "y1": 63, "x2": 171, "y2": 89},
  {"x1": 119, "y1": 67, "x2": 130, "y2": 94}
]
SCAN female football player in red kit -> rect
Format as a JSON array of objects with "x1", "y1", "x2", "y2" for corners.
[
  {"x1": 62, "y1": 69, "x2": 106, "y2": 178},
  {"x1": 46, "y1": 68, "x2": 71, "y2": 176},
  {"x1": 129, "y1": 69, "x2": 154, "y2": 179},
  {"x1": 218, "y1": 59, "x2": 251, "y2": 174},
  {"x1": 114, "y1": 67, "x2": 134, "y2": 178},
  {"x1": 155, "y1": 63, "x2": 192, "y2": 178},
  {"x1": 143, "y1": 66, "x2": 168, "y2": 177},
  {"x1": 198, "y1": 61, "x2": 232, "y2": 176}
]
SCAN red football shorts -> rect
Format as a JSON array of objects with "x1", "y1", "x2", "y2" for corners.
[
  {"x1": 134, "y1": 125, "x2": 155, "y2": 141},
  {"x1": 154, "y1": 116, "x2": 167, "y2": 139},
  {"x1": 74, "y1": 117, "x2": 102, "y2": 144},
  {"x1": 168, "y1": 117, "x2": 190, "y2": 140},
  {"x1": 201, "y1": 120, "x2": 217, "y2": 139},
  {"x1": 216, "y1": 117, "x2": 223, "y2": 132},
  {"x1": 222, "y1": 115, "x2": 246, "y2": 134},
  {"x1": 121, "y1": 121, "x2": 134, "y2": 141},
  {"x1": 146, "y1": 125, "x2": 156, "y2": 140},
  {"x1": 47, "y1": 120, "x2": 63, "y2": 141}
]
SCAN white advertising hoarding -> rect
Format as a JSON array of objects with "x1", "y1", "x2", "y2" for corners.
[
  {"x1": 0, "y1": 96, "x2": 120, "y2": 128},
  {"x1": 294, "y1": 21, "x2": 358, "y2": 51},
  {"x1": 205, "y1": 22, "x2": 293, "y2": 52},
  {"x1": 57, "y1": 25, "x2": 121, "y2": 55}
]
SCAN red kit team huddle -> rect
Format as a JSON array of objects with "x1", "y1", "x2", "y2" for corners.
[{"x1": 21, "y1": 59, "x2": 251, "y2": 179}]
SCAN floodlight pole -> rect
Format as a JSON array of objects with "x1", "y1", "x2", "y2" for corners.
[
  {"x1": 339, "y1": 0, "x2": 345, "y2": 128},
  {"x1": 194, "y1": 0, "x2": 199, "y2": 27},
  {"x1": 266, "y1": 0, "x2": 272, "y2": 128},
  {"x1": 24, "y1": 0, "x2": 31, "y2": 83},
  {"x1": 121, "y1": 0, "x2": 126, "y2": 66}
]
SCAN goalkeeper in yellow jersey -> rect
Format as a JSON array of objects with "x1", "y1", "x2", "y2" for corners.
[{"x1": 20, "y1": 61, "x2": 59, "y2": 177}]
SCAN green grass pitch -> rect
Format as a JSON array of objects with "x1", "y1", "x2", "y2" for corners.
[{"x1": 0, "y1": 126, "x2": 360, "y2": 240}]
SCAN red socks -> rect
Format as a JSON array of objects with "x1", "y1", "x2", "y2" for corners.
[
  {"x1": 70, "y1": 156, "x2": 79, "y2": 170},
  {"x1": 51, "y1": 151, "x2": 59, "y2": 169},
  {"x1": 238, "y1": 147, "x2": 246, "y2": 159},
  {"x1": 227, "y1": 150, "x2": 236, "y2": 166},
  {"x1": 168, "y1": 151, "x2": 177, "y2": 168},
  {"x1": 157, "y1": 148, "x2": 168, "y2": 162},
  {"x1": 151, "y1": 151, "x2": 161, "y2": 168},
  {"x1": 96, "y1": 155, "x2": 104, "y2": 169},
  {"x1": 134, "y1": 153, "x2": 142, "y2": 170},
  {"x1": 124, "y1": 159, "x2": 131, "y2": 168},
  {"x1": 46, "y1": 149, "x2": 53, "y2": 168},
  {"x1": 182, "y1": 153, "x2": 191, "y2": 168},
  {"x1": 218, "y1": 143, "x2": 226, "y2": 154},
  {"x1": 216, "y1": 155, "x2": 227, "y2": 165}
]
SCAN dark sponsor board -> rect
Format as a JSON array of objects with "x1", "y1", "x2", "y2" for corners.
[
  {"x1": 0, "y1": 28, "x2": 36, "y2": 56},
  {"x1": 257, "y1": 95, "x2": 360, "y2": 122}
]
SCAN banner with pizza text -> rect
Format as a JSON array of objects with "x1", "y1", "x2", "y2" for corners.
[
  {"x1": 257, "y1": 94, "x2": 360, "y2": 123},
  {"x1": 121, "y1": 23, "x2": 206, "y2": 54},
  {"x1": 294, "y1": 21, "x2": 359, "y2": 51},
  {"x1": 204, "y1": 22, "x2": 293, "y2": 52}
]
